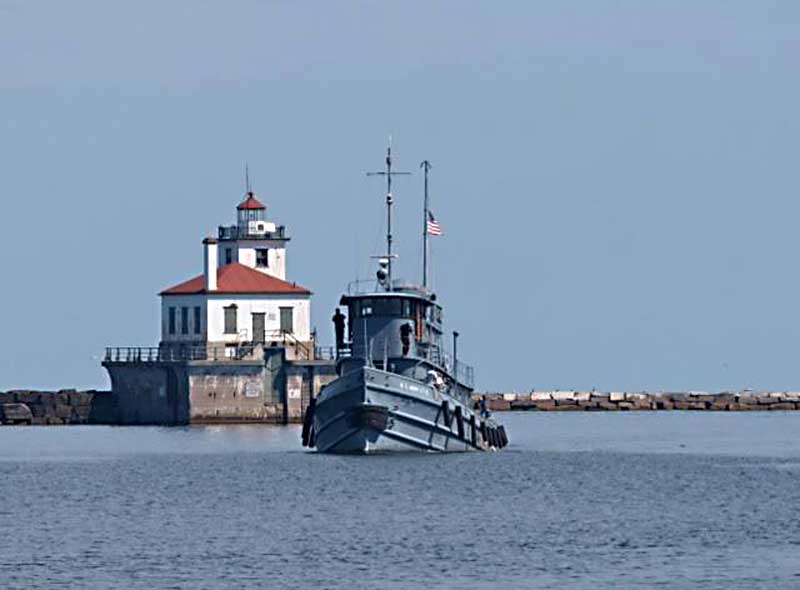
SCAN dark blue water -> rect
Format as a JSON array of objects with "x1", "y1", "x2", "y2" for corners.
[{"x1": 2, "y1": 412, "x2": 800, "y2": 589}]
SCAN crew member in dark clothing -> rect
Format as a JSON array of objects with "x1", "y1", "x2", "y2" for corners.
[
  {"x1": 479, "y1": 395, "x2": 489, "y2": 418},
  {"x1": 332, "y1": 308, "x2": 346, "y2": 357},
  {"x1": 400, "y1": 322, "x2": 413, "y2": 357}
]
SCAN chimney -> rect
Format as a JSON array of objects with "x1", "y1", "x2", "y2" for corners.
[{"x1": 203, "y1": 237, "x2": 218, "y2": 291}]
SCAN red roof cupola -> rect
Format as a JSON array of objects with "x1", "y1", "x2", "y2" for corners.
[
  {"x1": 237, "y1": 190, "x2": 267, "y2": 230},
  {"x1": 237, "y1": 191, "x2": 266, "y2": 211}
]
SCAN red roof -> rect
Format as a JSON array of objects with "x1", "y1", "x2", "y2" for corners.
[
  {"x1": 160, "y1": 263, "x2": 311, "y2": 296},
  {"x1": 237, "y1": 192, "x2": 266, "y2": 210}
]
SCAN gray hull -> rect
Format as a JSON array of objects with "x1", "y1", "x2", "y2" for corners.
[{"x1": 312, "y1": 366, "x2": 493, "y2": 453}]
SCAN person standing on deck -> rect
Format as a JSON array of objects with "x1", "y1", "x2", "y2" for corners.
[
  {"x1": 479, "y1": 395, "x2": 489, "y2": 418},
  {"x1": 400, "y1": 322, "x2": 413, "y2": 356},
  {"x1": 332, "y1": 308, "x2": 346, "y2": 358}
]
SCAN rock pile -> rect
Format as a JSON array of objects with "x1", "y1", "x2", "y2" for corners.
[
  {"x1": 475, "y1": 391, "x2": 800, "y2": 412},
  {"x1": 0, "y1": 390, "x2": 115, "y2": 425}
]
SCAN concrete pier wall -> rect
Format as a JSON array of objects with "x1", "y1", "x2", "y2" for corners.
[
  {"x1": 476, "y1": 391, "x2": 800, "y2": 411},
  {"x1": 187, "y1": 362, "x2": 283, "y2": 423},
  {"x1": 105, "y1": 364, "x2": 190, "y2": 424},
  {"x1": 101, "y1": 348, "x2": 337, "y2": 425}
]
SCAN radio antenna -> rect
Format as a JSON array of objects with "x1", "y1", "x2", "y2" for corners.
[{"x1": 367, "y1": 139, "x2": 411, "y2": 290}]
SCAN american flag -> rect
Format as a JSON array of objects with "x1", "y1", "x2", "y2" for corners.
[{"x1": 427, "y1": 211, "x2": 442, "y2": 236}]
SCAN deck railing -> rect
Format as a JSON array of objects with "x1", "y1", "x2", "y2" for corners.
[
  {"x1": 217, "y1": 225, "x2": 287, "y2": 241},
  {"x1": 345, "y1": 279, "x2": 430, "y2": 296},
  {"x1": 336, "y1": 340, "x2": 475, "y2": 388},
  {"x1": 455, "y1": 363, "x2": 476, "y2": 389}
]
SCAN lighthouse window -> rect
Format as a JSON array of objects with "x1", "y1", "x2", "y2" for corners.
[
  {"x1": 168, "y1": 307, "x2": 176, "y2": 335},
  {"x1": 181, "y1": 307, "x2": 189, "y2": 334},
  {"x1": 225, "y1": 248, "x2": 233, "y2": 265},
  {"x1": 224, "y1": 305, "x2": 238, "y2": 334},
  {"x1": 256, "y1": 248, "x2": 269, "y2": 268}
]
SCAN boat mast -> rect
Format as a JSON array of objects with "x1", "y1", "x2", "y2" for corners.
[
  {"x1": 420, "y1": 160, "x2": 432, "y2": 290},
  {"x1": 367, "y1": 141, "x2": 410, "y2": 291}
]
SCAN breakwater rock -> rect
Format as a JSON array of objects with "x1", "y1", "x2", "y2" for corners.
[
  {"x1": 0, "y1": 390, "x2": 115, "y2": 425},
  {"x1": 474, "y1": 391, "x2": 800, "y2": 412}
]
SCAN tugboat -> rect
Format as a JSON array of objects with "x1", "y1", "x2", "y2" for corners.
[{"x1": 302, "y1": 147, "x2": 508, "y2": 453}]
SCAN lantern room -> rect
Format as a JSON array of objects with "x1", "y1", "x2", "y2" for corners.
[{"x1": 237, "y1": 191, "x2": 267, "y2": 225}]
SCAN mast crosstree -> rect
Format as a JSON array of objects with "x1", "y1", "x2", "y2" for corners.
[{"x1": 367, "y1": 143, "x2": 411, "y2": 290}]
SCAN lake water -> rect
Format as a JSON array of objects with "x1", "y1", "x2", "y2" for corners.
[{"x1": 1, "y1": 412, "x2": 799, "y2": 589}]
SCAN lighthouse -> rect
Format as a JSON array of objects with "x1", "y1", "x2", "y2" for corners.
[
  {"x1": 103, "y1": 183, "x2": 336, "y2": 425},
  {"x1": 159, "y1": 190, "x2": 312, "y2": 358}
]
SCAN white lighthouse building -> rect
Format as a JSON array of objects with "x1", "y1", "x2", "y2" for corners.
[
  {"x1": 103, "y1": 185, "x2": 336, "y2": 426},
  {"x1": 159, "y1": 191, "x2": 313, "y2": 359}
]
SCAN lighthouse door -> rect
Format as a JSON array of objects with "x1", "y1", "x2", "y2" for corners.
[
  {"x1": 252, "y1": 313, "x2": 266, "y2": 343},
  {"x1": 279, "y1": 307, "x2": 294, "y2": 334}
]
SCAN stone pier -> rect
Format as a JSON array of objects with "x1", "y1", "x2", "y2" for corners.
[
  {"x1": 0, "y1": 390, "x2": 116, "y2": 426},
  {"x1": 475, "y1": 391, "x2": 800, "y2": 411}
]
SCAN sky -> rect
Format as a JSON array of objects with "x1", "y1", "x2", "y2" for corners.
[{"x1": 1, "y1": 1, "x2": 799, "y2": 392}]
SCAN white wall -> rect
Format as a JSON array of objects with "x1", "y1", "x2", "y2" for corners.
[
  {"x1": 161, "y1": 294, "x2": 311, "y2": 343},
  {"x1": 206, "y1": 294, "x2": 311, "y2": 342},
  {"x1": 231, "y1": 240, "x2": 286, "y2": 280}
]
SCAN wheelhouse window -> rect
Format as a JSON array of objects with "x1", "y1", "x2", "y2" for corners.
[
  {"x1": 193, "y1": 306, "x2": 201, "y2": 335},
  {"x1": 402, "y1": 299, "x2": 413, "y2": 318},
  {"x1": 224, "y1": 304, "x2": 238, "y2": 334},
  {"x1": 382, "y1": 299, "x2": 403, "y2": 316},
  {"x1": 355, "y1": 298, "x2": 414, "y2": 317},
  {"x1": 181, "y1": 307, "x2": 189, "y2": 334},
  {"x1": 359, "y1": 299, "x2": 373, "y2": 317},
  {"x1": 256, "y1": 248, "x2": 269, "y2": 268},
  {"x1": 168, "y1": 307, "x2": 176, "y2": 335},
  {"x1": 367, "y1": 298, "x2": 403, "y2": 316}
]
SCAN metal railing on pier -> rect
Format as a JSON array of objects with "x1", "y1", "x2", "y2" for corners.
[
  {"x1": 104, "y1": 346, "x2": 262, "y2": 363},
  {"x1": 106, "y1": 333, "x2": 329, "y2": 364},
  {"x1": 314, "y1": 346, "x2": 336, "y2": 361},
  {"x1": 264, "y1": 330, "x2": 313, "y2": 360}
]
